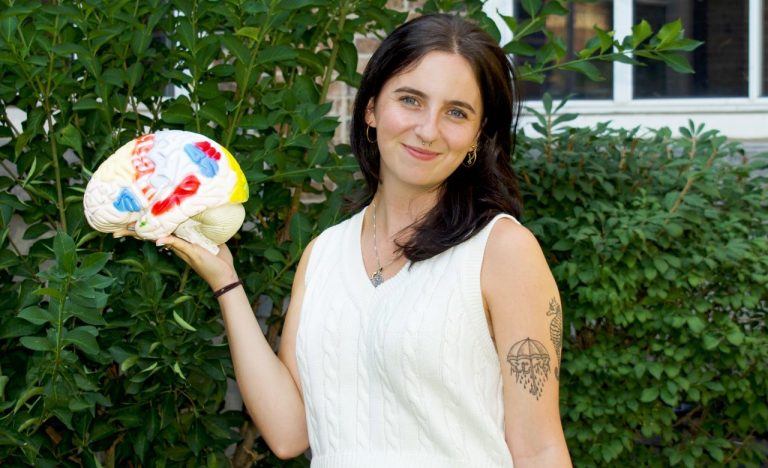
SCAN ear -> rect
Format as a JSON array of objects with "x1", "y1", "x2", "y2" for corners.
[{"x1": 364, "y1": 98, "x2": 376, "y2": 127}]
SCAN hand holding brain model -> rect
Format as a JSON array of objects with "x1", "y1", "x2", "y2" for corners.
[{"x1": 83, "y1": 130, "x2": 249, "y2": 254}]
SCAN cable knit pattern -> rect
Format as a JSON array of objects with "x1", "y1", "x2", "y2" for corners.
[{"x1": 296, "y1": 207, "x2": 517, "y2": 468}]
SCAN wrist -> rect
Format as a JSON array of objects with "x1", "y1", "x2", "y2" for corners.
[
  {"x1": 213, "y1": 279, "x2": 242, "y2": 299},
  {"x1": 209, "y1": 270, "x2": 239, "y2": 291}
]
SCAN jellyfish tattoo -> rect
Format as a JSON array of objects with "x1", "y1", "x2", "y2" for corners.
[
  {"x1": 506, "y1": 338, "x2": 551, "y2": 399},
  {"x1": 547, "y1": 298, "x2": 563, "y2": 380}
]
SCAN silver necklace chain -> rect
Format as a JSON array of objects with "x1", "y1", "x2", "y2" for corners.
[
  {"x1": 370, "y1": 201, "x2": 399, "y2": 287},
  {"x1": 371, "y1": 201, "x2": 384, "y2": 287}
]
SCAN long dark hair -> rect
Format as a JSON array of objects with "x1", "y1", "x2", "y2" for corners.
[{"x1": 350, "y1": 13, "x2": 523, "y2": 262}]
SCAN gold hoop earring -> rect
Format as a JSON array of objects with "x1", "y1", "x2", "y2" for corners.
[
  {"x1": 463, "y1": 144, "x2": 477, "y2": 167},
  {"x1": 366, "y1": 126, "x2": 376, "y2": 143}
]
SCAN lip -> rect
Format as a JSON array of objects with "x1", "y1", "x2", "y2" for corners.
[{"x1": 402, "y1": 143, "x2": 440, "y2": 161}]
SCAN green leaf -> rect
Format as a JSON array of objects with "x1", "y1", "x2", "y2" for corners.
[
  {"x1": 162, "y1": 102, "x2": 195, "y2": 125},
  {"x1": 263, "y1": 248, "x2": 284, "y2": 262},
  {"x1": 687, "y1": 316, "x2": 706, "y2": 334},
  {"x1": 77, "y1": 252, "x2": 110, "y2": 278},
  {"x1": 631, "y1": 20, "x2": 653, "y2": 48},
  {"x1": 520, "y1": 0, "x2": 542, "y2": 16},
  {"x1": 504, "y1": 41, "x2": 537, "y2": 56},
  {"x1": 172, "y1": 362, "x2": 186, "y2": 380},
  {"x1": 561, "y1": 61, "x2": 604, "y2": 81},
  {"x1": 551, "y1": 238, "x2": 573, "y2": 251},
  {"x1": 655, "y1": 19, "x2": 683, "y2": 48},
  {"x1": 665, "y1": 222, "x2": 683, "y2": 237},
  {"x1": 255, "y1": 45, "x2": 297, "y2": 65},
  {"x1": 131, "y1": 29, "x2": 152, "y2": 57},
  {"x1": 221, "y1": 34, "x2": 251, "y2": 64},
  {"x1": 612, "y1": 53, "x2": 642, "y2": 66},
  {"x1": 55, "y1": 124, "x2": 84, "y2": 157},
  {"x1": 120, "y1": 355, "x2": 139, "y2": 373},
  {"x1": 702, "y1": 334, "x2": 720, "y2": 350},
  {"x1": 199, "y1": 104, "x2": 228, "y2": 128},
  {"x1": 172, "y1": 295, "x2": 194, "y2": 306},
  {"x1": 640, "y1": 387, "x2": 658, "y2": 402},
  {"x1": 541, "y1": 1, "x2": 568, "y2": 16},
  {"x1": 707, "y1": 446, "x2": 724, "y2": 462},
  {"x1": 666, "y1": 38, "x2": 704, "y2": 52},
  {"x1": 0, "y1": 318, "x2": 41, "y2": 339},
  {"x1": 234, "y1": 26, "x2": 260, "y2": 42},
  {"x1": 647, "y1": 362, "x2": 663, "y2": 379},
  {"x1": 594, "y1": 26, "x2": 613, "y2": 53},
  {"x1": 17, "y1": 306, "x2": 54, "y2": 326},
  {"x1": 656, "y1": 52, "x2": 694, "y2": 74},
  {"x1": 126, "y1": 62, "x2": 144, "y2": 89},
  {"x1": 53, "y1": 230, "x2": 77, "y2": 275},
  {"x1": 513, "y1": 17, "x2": 546, "y2": 42},
  {"x1": 660, "y1": 387, "x2": 678, "y2": 406},
  {"x1": 172, "y1": 311, "x2": 197, "y2": 332},
  {"x1": 0, "y1": 15, "x2": 18, "y2": 44},
  {"x1": 20, "y1": 336, "x2": 53, "y2": 352},
  {"x1": 177, "y1": 17, "x2": 195, "y2": 51},
  {"x1": 13, "y1": 386, "x2": 44, "y2": 413},
  {"x1": 0, "y1": 375, "x2": 8, "y2": 400},
  {"x1": 653, "y1": 257, "x2": 669, "y2": 274},
  {"x1": 542, "y1": 92, "x2": 553, "y2": 114},
  {"x1": 643, "y1": 266, "x2": 657, "y2": 281},
  {"x1": 64, "y1": 327, "x2": 100, "y2": 355},
  {"x1": 725, "y1": 330, "x2": 744, "y2": 346}
]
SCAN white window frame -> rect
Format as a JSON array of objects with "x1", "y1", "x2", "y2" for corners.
[{"x1": 483, "y1": 0, "x2": 768, "y2": 139}]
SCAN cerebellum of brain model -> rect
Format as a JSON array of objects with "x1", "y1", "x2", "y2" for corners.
[{"x1": 83, "y1": 130, "x2": 249, "y2": 254}]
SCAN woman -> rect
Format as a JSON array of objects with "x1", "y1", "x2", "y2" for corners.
[{"x1": 126, "y1": 13, "x2": 571, "y2": 467}]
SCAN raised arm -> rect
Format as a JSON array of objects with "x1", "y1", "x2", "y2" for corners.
[
  {"x1": 481, "y1": 219, "x2": 572, "y2": 467},
  {"x1": 150, "y1": 234, "x2": 315, "y2": 459}
]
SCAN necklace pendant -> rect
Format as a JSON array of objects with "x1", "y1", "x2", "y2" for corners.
[{"x1": 370, "y1": 269, "x2": 384, "y2": 287}]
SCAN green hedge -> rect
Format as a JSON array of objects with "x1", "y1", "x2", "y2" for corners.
[
  {"x1": 2, "y1": 0, "x2": 760, "y2": 466},
  {"x1": 517, "y1": 100, "x2": 768, "y2": 466},
  {"x1": 0, "y1": 1, "x2": 407, "y2": 465}
]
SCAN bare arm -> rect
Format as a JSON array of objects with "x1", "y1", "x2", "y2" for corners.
[
  {"x1": 481, "y1": 219, "x2": 572, "y2": 467},
  {"x1": 145, "y1": 234, "x2": 315, "y2": 459}
]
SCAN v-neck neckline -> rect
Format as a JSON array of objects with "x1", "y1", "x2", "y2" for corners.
[{"x1": 355, "y1": 205, "x2": 411, "y2": 292}]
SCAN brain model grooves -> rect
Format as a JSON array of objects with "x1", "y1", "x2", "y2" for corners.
[{"x1": 83, "y1": 130, "x2": 249, "y2": 254}]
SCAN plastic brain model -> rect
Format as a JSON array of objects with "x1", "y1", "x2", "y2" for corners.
[{"x1": 83, "y1": 130, "x2": 249, "y2": 254}]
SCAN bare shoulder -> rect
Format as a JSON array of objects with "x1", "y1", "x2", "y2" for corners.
[
  {"x1": 295, "y1": 236, "x2": 319, "y2": 284},
  {"x1": 481, "y1": 216, "x2": 560, "y2": 329},
  {"x1": 483, "y1": 217, "x2": 550, "y2": 285}
]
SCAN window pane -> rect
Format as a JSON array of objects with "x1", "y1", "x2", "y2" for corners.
[
  {"x1": 514, "y1": 1, "x2": 613, "y2": 100},
  {"x1": 634, "y1": 0, "x2": 748, "y2": 98},
  {"x1": 764, "y1": 2, "x2": 768, "y2": 96}
]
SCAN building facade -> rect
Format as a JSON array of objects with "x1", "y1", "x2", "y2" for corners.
[{"x1": 481, "y1": 0, "x2": 768, "y2": 142}]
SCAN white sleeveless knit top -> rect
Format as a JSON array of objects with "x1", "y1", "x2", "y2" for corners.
[{"x1": 296, "y1": 207, "x2": 516, "y2": 468}]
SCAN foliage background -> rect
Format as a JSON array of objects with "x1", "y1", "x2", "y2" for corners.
[{"x1": 0, "y1": 0, "x2": 765, "y2": 466}]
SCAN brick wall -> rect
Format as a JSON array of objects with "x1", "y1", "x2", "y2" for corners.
[{"x1": 328, "y1": 1, "x2": 425, "y2": 143}]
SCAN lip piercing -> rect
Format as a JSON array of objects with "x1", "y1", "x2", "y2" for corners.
[{"x1": 420, "y1": 140, "x2": 432, "y2": 147}]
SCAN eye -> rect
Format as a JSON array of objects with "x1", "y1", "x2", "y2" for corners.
[
  {"x1": 448, "y1": 108, "x2": 467, "y2": 119},
  {"x1": 399, "y1": 95, "x2": 419, "y2": 106}
]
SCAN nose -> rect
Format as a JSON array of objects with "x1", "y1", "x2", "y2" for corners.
[{"x1": 414, "y1": 108, "x2": 440, "y2": 144}]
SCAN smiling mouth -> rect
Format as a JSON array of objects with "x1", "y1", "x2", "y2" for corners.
[{"x1": 403, "y1": 143, "x2": 440, "y2": 161}]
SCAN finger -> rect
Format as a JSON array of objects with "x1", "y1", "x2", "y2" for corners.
[
  {"x1": 113, "y1": 229, "x2": 140, "y2": 239},
  {"x1": 156, "y1": 235, "x2": 196, "y2": 259}
]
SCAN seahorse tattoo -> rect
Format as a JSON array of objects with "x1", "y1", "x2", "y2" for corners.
[
  {"x1": 547, "y1": 298, "x2": 563, "y2": 380},
  {"x1": 506, "y1": 338, "x2": 551, "y2": 399}
]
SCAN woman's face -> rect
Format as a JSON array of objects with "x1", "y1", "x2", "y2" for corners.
[{"x1": 365, "y1": 51, "x2": 483, "y2": 192}]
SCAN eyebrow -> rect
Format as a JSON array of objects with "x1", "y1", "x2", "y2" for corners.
[{"x1": 393, "y1": 86, "x2": 478, "y2": 115}]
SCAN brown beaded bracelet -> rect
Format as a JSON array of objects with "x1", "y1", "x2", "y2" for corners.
[{"x1": 213, "y1": 280, "x2": 242, "y2": 299}]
